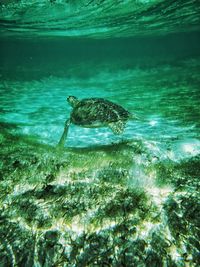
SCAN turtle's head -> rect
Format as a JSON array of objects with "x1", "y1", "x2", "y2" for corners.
[{"x1": 67, "y1": 96, "x2": 79, "y2": 107}]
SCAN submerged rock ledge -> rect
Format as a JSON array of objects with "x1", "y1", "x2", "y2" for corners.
[{"x1": 0, "y1": 128, "x2": 199, "y2": 266}]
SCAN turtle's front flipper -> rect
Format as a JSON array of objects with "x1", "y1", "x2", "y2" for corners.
[{"x1": 58, "y1": 118, "x2": 71, "y2": 147}]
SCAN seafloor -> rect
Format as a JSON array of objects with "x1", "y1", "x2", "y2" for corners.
[{"x1": 0, "y1": 124, "x2": 199, "y2": 267}]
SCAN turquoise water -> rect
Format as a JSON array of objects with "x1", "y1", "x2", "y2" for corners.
[
  {"x1": 1, "y1": 35, "x2": 200, "y2": 155},
  {"x1": 0, "y1": 1, "x2": 200, "y2": 266},
  {"x1": 0, "y1": 0, "x2": 200, "y2": 38}
]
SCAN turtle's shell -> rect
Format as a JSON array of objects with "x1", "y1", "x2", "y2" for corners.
[{"x1": 70, "y1": 98, "x2": 130, "y2": 127}]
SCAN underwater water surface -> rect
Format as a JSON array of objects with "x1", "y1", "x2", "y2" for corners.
[{"x1": 0, "y1": 1, "x2": 200, "y2": 267}]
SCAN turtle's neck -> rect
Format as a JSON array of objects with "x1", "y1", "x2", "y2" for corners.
[
  {"x1": 72, "y1": 99, "x2": 79, "y2": 108},
  {"x1": 68, "y1": 96, "x2": 79, "y2": 107}
]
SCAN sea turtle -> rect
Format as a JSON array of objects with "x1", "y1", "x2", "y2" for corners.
[{"x1": 58, "y1": 96, "x2": 134, "y2": 147}]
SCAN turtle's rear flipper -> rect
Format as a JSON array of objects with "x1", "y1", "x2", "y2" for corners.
[
  {"x1": 108, "y1": 121, "x2": 125, "y2": 135},
  {"x1": 58, "y1": 118, "x2": 71, "y2": 147},
  {"x1": 130, "y1": 113, "x2": 147, "y2": 122},
  {"x1": 130, "y1": 113, "x2": 141, "y2": 120}
]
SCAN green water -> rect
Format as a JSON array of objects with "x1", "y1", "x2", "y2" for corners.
[{"x1": 0, "y1": 1, "x2": 200, "y2": 266}]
